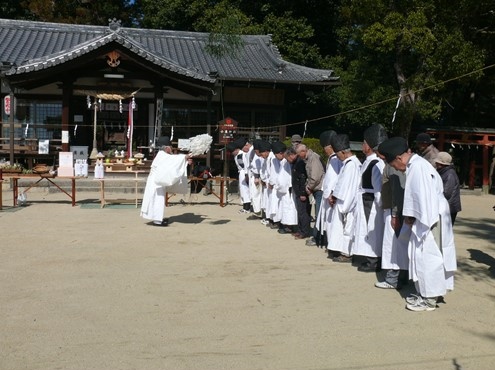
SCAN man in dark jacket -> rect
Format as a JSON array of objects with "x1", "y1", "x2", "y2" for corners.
[
  {"x1": 435, "y1": 152, "x2": 462, "y2": 224},
  {"x1": 286, "y1": 146, "x2": 311, "y2": 239}
]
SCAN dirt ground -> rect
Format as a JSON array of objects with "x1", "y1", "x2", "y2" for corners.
[{"x1": 1, "y1": 189, "x2": 494, "y2": 370}]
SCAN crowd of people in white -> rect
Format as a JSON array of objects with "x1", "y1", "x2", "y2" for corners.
[{"x1": 227, "y1": 127, "x2": 461, "y2": 312}]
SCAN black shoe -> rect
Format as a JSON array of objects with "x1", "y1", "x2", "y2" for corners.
[
  {"x1": 357, "y1": 263, "x2": 380, "y2": 273},
  {"x1": 277, "y1": 227, "x2": 292, "y2": 234},
  {"x1": 153, "y1": 220, "x2": 168, "y2": 227}
]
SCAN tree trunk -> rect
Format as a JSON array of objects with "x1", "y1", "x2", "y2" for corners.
[{"x1": 393, "y1": 62, "x2": 416, "y2": 140}]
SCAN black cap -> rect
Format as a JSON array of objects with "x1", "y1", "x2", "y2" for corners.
[
  {"x1": 226, "y1": 141, "x2": 238, "y2": 152},
  {"x1": 319, "y1": 130, "x2": 337, "y2": 148},
  {"x1": 415, "y1": 133, "x2": 432, "y2": 144},
  {"x1": 257, "y1": 140, "x2": 271, "y2": 152},
  {"x1": 233, "y1": 137, "x2": 248, "y2": 150},
  {"x1": 271, "y1": 141, "x2": 287, "y2": 154},
  {"x1": 157, "y1": 136, "x2": 171, "y2": 147},
  {"x1": 377, "y1": 137, "x2": 409, "y2": 163},
  {"x1": 364, "y1": 124, "x2": 388, "y2": 149},
  {"x1": 331, "y1": 134, "x2": 350, "y2": 152}
]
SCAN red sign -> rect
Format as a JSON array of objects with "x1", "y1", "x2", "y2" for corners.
[
  {"x1": 4, "y1": 95, "x2": 10, "y2": 115},
  {"x1": 218, "y1": 117, "x2": 238, "y2": 144}
]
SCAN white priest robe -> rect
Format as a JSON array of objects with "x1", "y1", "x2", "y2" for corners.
[
  {"x1": 249, "y1": 152, "x2": 264, "y2": 213},
  {"x1": 260, "y1": 152, "x2": 274, "y2": 213},
  {"x1": 352, "y1": 153, "x2": 385, "y2": 258},
  {"x1": 278, "y1": 159, "x2": 297, "y2": 226},
  {"x1": 326, "y1": 155, "x2": 361, "y2": 255},
  {"x1": 403, "y1": 154, "x2": 457, "y2": 298},
  {"x1": 235, "y1": 150, "x2": 250, "y2": 205},
  {"x1": 140, "y1": 151, "x2": 188, "y2": 222},
  {"x1": 315, "y1": 154, "x2": 342, "y2": 238}
]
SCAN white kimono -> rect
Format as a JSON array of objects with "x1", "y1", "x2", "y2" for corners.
[
  {"x1": 352, "y1": 153, "x2": 385, "y2": 258},
  {"x1": 327, "y1": 155, "x2": 361, "y2": 255},
  {"x1": 267, "y1": 157, "x2": 285, "y2": 222},
  {"x1": 403, "y1": 154, "x2": 457, "y2": 298},
  {"x1": 260, "y1": 152, "x2": 274, "y2": 213},
  {"x1": 235, "y1": 150, "x2": 250, "y2": 205},
  {"x1": 315, "y1": 154, "x2": 342, "y2": 238},
  {"x1": 140, "y1": 151, "x2": 187, "y2": 222},
  {"x1": 249, "y1": 152, "x2": 264, "y2": 213},
  {"x1": 381, "y1": 166, "x2": 409, "y2": 270},
  {"x1": 278, "y1": 159, "x2": 297, "y2": 226}
]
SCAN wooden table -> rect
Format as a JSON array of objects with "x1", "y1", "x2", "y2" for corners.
[
  {"x1": 96, "y1": 171, "x2": 146, "y2": 208},
  {"x1": 166, "y1": 176, "x2": 233, "y2": 207},
  {"x1": 9, "y1": 174, "x2": 80, "y2": 206}
]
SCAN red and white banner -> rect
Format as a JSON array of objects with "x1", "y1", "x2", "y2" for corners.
[{"x1": 127, "y1": 97, "x2": 134, "y2": 158}]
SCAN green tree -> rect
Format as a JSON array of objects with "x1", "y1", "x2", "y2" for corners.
[
  {"x1": 330, "y1": 0, "x2": 489, "y2": 138},
  {"x1": 14, "y1": 0, "x2": 137, "y2": 26}
]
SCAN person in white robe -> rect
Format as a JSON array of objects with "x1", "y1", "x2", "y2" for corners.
[
  {"x1": 266, "y1": 141, "x2": 290, "y2": 229},
  {"x1": 247, "y1": 140, "x2": 265, "y2": 218},
  {"x1": 228, "y1": 137, "x2": 251, "y2": 213},
  {"x1": 260, "y1": 150, "x2": 275, "y2": 225},
  {"x1": 374, "y1": 161, "x2": 409, "y2": 289},
  {"x1": 327, "y1": 134, "x2": 361, "y2": 262},
  {"x1": 352, "y1": 124, "x2": 387, "y2": 272},
  {"x1": 253, "y1": 141, "x2": 272, "y2": 225},
  {"x1": 379, "y1": 137, "x2": 456, "y2": 312},
  {"x1": 140, "y1": 136, "x2": 190, "y2": 226},
  {"x1": 309, "y1": 130, "x2": 342, "y2": 247}
]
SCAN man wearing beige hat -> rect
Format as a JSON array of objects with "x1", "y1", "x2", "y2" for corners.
[{"x1": 435, "y1": 152, "x2": 461, "y2": 225}]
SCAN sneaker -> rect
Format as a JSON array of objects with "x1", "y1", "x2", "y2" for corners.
[
  {"x1": 238, "y1": 209, "x2": 250, "y2": 214},
  {"x1": 332, "y1": 255, "x2": 352, "y2": 263},
  {"x1": 305, "y1": 238, "x2": 317, "y2": 246},
  {"x1": 406, "y1": 297, "x2": 437, "y2": 312},
  {"x1": 374, "y1": 281, "x2": 396, "y2": 289},
  {"x1": 260, "y1": 219, "x2": 269, "y2": 225},
  {"x1": 246, "y1": 214, "x2": 259, "y2": 220},
  {"x1": 405, "y1": 293, "x2": 421, "y2": 305},
  {"x1": 270, "y1": 223, "x2": 280, "y2": 229}
]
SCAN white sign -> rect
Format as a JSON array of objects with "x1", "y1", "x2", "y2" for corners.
[{"x1": 62, "y1": 130, "x2": 69, "y2": 144}]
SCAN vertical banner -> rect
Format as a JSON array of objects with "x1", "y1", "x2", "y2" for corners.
[{"x1": 127, "y1": 97, "x2": 135, "y2": 158}]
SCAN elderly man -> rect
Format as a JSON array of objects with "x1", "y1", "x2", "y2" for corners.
[
  {"x1": 378, "y1": 137, "x2": 456, "y2": 312},
  {"x1": 326, "y1": 134, "x2": 361, "y2": 262},
  {"x1": 291, "y1": 134, "x2": 303, "y2": 148},
  {"x1": 296, "y1": 143, "x2": 325, "y2": 240},
  {"x1": 415, "y1": 133, "x2": 439, "y2": 167},
  {"x1": 141, "y1": 136, "x2": 191, "y2": 226}
]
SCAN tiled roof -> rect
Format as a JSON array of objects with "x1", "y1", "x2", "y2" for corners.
[{"x1": 0, "y1": 18, "x2": 339, "y2": 86}]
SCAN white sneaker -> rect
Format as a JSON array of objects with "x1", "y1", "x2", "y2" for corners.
[
  {"x1": 238, "y1": 209, "x2": 249, "y2": 214},
  {"x1": 260, "y1": 219, "x2": 269, "y2": 225},
  {"x1": 406, "y1": 297, "x2": 437, "y2": 312},
  {"x1": 374, "y1": 281, "x2": 396, "y2": 289},
  {"x1": 405, "y1": 293, "x2": 421, "y2": 305}
]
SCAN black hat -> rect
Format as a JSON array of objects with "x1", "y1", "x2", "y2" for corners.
[
  {"x1": 233, "y1": 137, "x2": 248, "y2": 150},
  {"x1": 271, "y1": 141, "x2": 287, "y2": 154},
  {"x1": 377, "y1": 137, "x2": 409, "y2": 163},
  {"x1": 226, "y1": 141, "x2": 238, "y2": 152},
  {"x1": 157, "y1": 136, "x2": 171, "y2": 147},
  {"x1": 257, "y1": 140, "x2": 271, "y2": 152},
  {"x1": 415, "y1": 133, "x2": 432, "y2": 144},
  {"x1": 319, "y1": 130, "x2": 337, "y2": 147},
  {"x1": 331, "y1": 134, "x2": 350, "y2": 152},
  {"x1": 364, "y1": 124, "x2": 388, "y2": 149},
  {"x1": 252, "y1": 139, "x2": 263, "y2": 150}
]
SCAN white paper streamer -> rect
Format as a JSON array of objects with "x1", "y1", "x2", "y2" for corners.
[
  {"x1": 303, "y1": 120, "x2": 308, "y2": 139},
  {"x1": 391, "y1": 95, "x2": 401, "y2": 124},
  {"x1": 188, "y1": 134, "x2": 213, "y2": 156}
]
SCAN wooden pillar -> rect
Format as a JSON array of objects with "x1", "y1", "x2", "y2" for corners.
[
  {"x1": 206, "y1": 93, "x2": 212, "y2": 168},
  {"x1": 482, "y1": 145, "x2": 489, "y2": 194},
  {"x1": 9, "y1": 90, "x2": 14, "y2": 165},
  {"x1": 61, "y1": 79, "x2": 73, "y2": 152}
]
